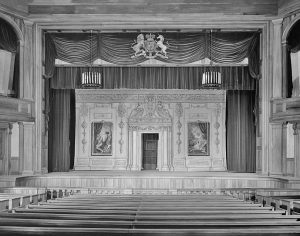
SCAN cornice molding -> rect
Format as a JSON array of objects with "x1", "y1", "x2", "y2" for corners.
[
  {"x1": 0, "y1": 4, "x2": 28, "y2": 19},
  {"x1": 28, "y1": 13, "x2": 272, "y2": 28}
]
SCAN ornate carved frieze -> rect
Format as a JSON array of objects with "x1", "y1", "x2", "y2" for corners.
[
  {"x1": 81, "y1": 121, "x2": 87, "y2": 153},
  {"x1": 129, "y1": 95, "x2": 172, "y2": 125},
  {"x1": 128, "y1": 125, "x2": 169, "y2": 131},
  {"x1": 117, "y1": 103, "x2": 127, "y2": 154},
  {"x1": 175, "y1": 103, "x2": 183, "y2": 154},
  {"x1": 214, "y1": 104, "x2": 221, "y2": 154},
  {"x1": 76, "y1": 89, "x2": 226, "y2": 104},
  {"x1": 79, "y1": 104, "x2": 89, "y2": 153}
]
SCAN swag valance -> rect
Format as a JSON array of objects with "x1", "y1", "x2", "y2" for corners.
[{"x1": 45, "y1": 32, "x2": 260, "y2": 79}]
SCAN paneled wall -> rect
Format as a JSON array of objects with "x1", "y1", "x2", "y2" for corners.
[
  {"x1": 74, "y1": 89, "x2": 226, "y2": 172},
  {"x1": 27, "y1": 0, "x2": 278, "y2": 16}
]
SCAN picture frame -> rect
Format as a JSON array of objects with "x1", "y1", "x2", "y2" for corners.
[
  {"x1": 91, "y1": 121, "x2": 113, "y2": 156},
  {"x1": 188, "y1": 121, "x2": 210, "y2": 156}
]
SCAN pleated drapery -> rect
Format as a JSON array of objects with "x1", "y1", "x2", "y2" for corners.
[
  {"x1": 51, "y1": 66, "x2": 255, "y2": 91},
  {"x1": 45, "y1": 32, "x2": 260, "y2": 79},
  {"x1": 226, "y1": 90, "x2": 256, "y2": 173},
  {"x1": 48, "y1": 89, "x2": 75, "y2": 172}
]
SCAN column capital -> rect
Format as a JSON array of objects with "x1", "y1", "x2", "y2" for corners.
[
  {"x1": 272, "y1": 18, "x2": 283, "y2": 25},
  {"x1": 292, "y1": 122, "x2": 300, "y2": 135},
  {"x1": 282, "y1": 121, "x2": 289, "y2": 128},
  {"x1": 18, "y1": 121, "x2": 35, "y2": 126}
]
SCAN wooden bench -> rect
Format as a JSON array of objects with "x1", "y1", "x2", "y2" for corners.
[{"x1": 1, "y1": 190, "x2": 300, "y2": 235}]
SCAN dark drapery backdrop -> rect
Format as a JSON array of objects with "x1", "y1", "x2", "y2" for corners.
[
  {"x1": 226, "y1": 90, "x2": 256, "y2": 173},
  {"x1": 51, "y1": 66, "x2": 255, "y2": 90},
  {"x1": 48, "y1": 89, "x2": 75, "y2": 172},
  {"x1": 49, "y1": 72, "x2": 257, "y2": 173}
]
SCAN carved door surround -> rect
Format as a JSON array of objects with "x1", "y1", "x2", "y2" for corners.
[{"x1": 127, "y1": 95, "x2": 174, "y2": 171}]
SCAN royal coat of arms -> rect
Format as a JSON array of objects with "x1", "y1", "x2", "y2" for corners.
[{"x1": 131, "y1": 33, "x2": 168, "y2": 59}]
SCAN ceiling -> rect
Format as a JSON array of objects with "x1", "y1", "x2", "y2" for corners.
[{"x1": 0, "y1": 0, "x2": 281, "y2": 16}]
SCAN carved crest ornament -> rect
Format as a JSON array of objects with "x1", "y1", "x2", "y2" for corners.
[
  {"x1": 129, "y1": 95, "x2": 172, "y2": 124},
  {"x1": 131, "y1": 33, "x2": 168, "y2": 59}
]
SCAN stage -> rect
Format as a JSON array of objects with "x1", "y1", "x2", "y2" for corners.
[{"x1": 14, "y1": 171, "x2": 300, "y2": 193}]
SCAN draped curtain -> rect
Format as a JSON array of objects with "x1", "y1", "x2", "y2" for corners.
[
  {"x1": 226, "y1": 90, "x2": 256, "y2": 173},
  {"x1": 45, "y1": 32, "x2": 260, "y2": 79},
  {"x1": 48, "y1": 89, "x2": 75, "y2": 172},
  {"x1": 51, "y1": 66, "x2": 255, "y2": 90}
]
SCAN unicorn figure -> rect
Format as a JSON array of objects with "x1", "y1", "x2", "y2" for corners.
[
  {"x1": 156, "y1": 35, "x2": 168, "y2": 58},
  {"x1": 131, "y1": 34, "x2": 145, "y2": 58}
]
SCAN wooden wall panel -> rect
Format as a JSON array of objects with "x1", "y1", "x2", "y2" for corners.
[
  {"x1": 0, "y1": 0, "x2": 28, "y2": 14},
  {"x1": 28, "y1": 0, "x2": 278, "y2": 16},
  {"x1": 279, "y1": 0, "x2": 300, "y2": 16}
]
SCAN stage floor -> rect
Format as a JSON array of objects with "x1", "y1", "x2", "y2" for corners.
[{"x1": 14, "y1": 171, "x2": 300, "y2": 191}]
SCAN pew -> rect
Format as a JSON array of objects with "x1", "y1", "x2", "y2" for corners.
[{"x1": 1, "y1": 189, "x2": 300, "y2": 235}]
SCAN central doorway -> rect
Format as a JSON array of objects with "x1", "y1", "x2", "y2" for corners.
[{"x1": 142, "y1": 133, "x2": 159, "y2": 170}]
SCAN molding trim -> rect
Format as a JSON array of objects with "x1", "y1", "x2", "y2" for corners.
[{"x1": 76, "y1": 89, "x2": 226, "y2": 104}]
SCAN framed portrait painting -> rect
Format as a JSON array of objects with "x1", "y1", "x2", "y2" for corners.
[
  {"x1": 91, "y1": 121, "x2": 113, "y2": 156},
  {"x1": 188, "y1": 121, "x2": 209, "y2": 156}
]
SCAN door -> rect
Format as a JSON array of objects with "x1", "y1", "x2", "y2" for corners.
[{"x1": 142, "y1": 133, "x2": 158, "y2": 170}]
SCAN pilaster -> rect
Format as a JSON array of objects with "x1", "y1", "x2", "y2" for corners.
[
  {"x1": 282, "y1": 122, "x2": 288, "y2": 176},
  {"x1": 272, "y1": 18, "x2": 283, "y2": 98},
  {"x1": 20, "y1": 20, "x2": 34, "y2": 101},
  {"x1": 269, "y1": 123, "x2": 284, "y2": 175},
  {"x1": 19, "y1": 122, "x2": 35, "y2": 176},
  {"x1": 33, "y1": 24, "x2": 43, "y2": 174},
  {"x1": 293, "y1": 123, "x2": 300, "y2": 177},
  {"x1": 261, "y1": 22, "x2": 272, "y2": 175},
  {"x1": 161, "y1": 127, "x2": 169, "y2": 171}
]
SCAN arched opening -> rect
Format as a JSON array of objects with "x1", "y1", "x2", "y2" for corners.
[
  {"x1": 0, "y1": 16, "x2": 23, "y2": 98},
  {"x1": 282, "y1": 17, "x2": 300, "y2": 98}
]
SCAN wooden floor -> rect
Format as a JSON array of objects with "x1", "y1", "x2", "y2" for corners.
[
  {"x1": 15, "y1": 171, "x2": 300, "y2": 190},
  {"x1": 1, "y1": 193, "x2": 300, "y2": 235}
]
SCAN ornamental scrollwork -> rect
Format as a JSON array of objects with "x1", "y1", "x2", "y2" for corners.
[
  {"x1": 117, "y1": 103, "x2": 127, "y2": 154},
  {"x1": 175, "y1": 103, "x2": 183, "y2": 154}
]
